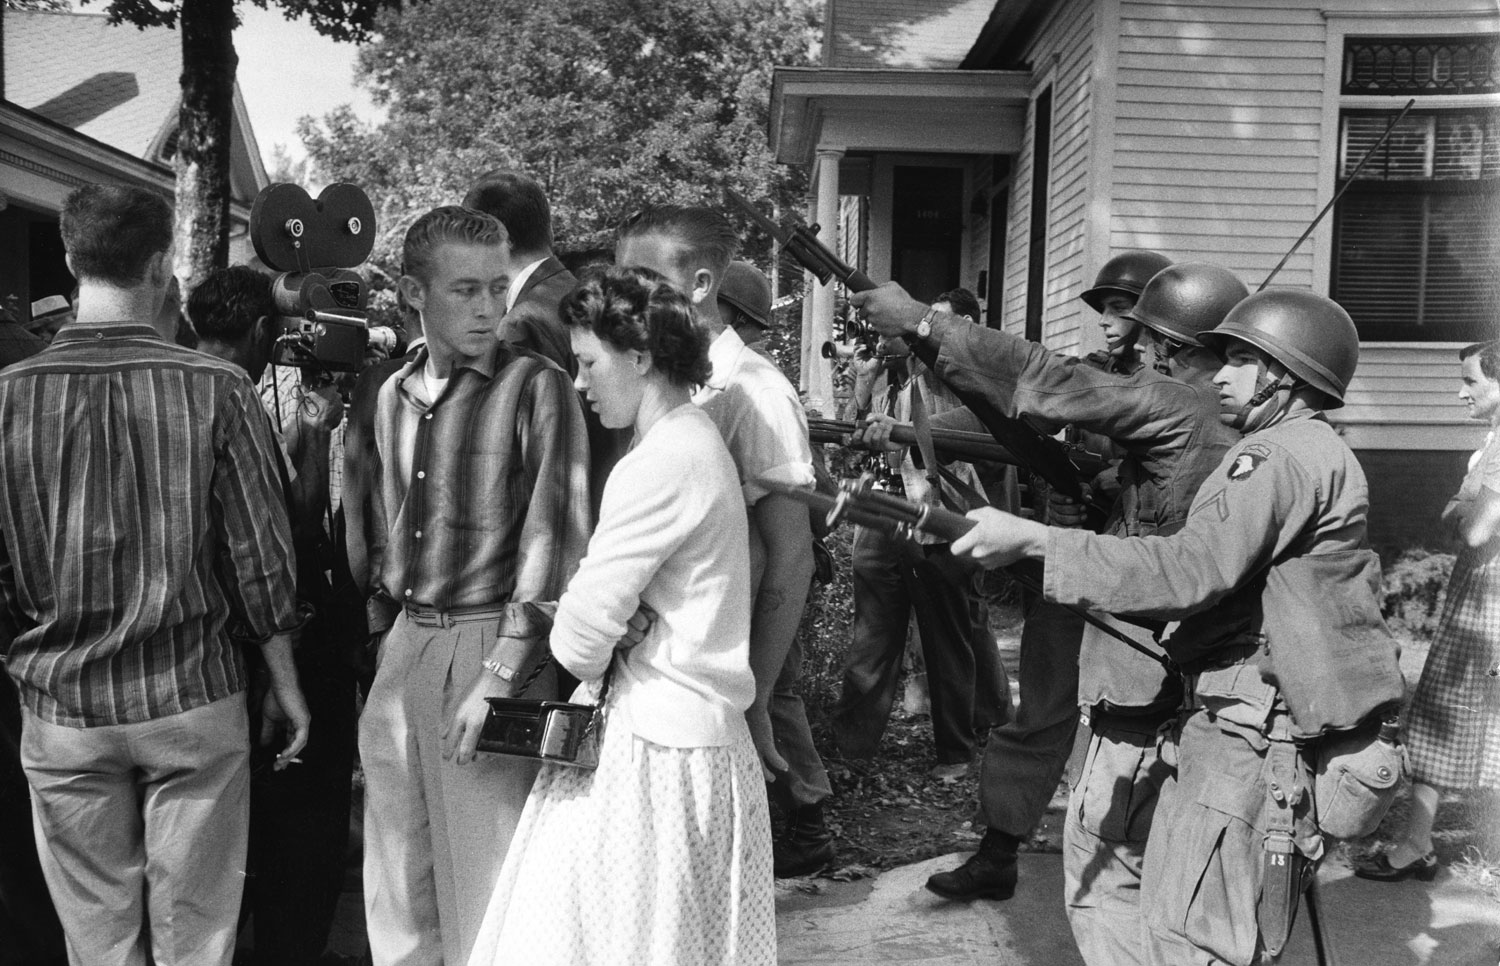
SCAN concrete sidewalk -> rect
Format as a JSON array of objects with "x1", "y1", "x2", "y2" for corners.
[{"x1": 777, "y1": 852, "x2": 1500, "y2": 966}]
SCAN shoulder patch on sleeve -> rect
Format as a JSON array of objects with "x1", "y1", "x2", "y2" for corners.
[{"x1": 1226, "y1": 442, "x2": 1273, "y2": 482}]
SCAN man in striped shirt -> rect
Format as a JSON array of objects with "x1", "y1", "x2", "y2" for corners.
[
  {"x1": 360, "y1": 206, "x2": 591, "y2": 966},
  {"x1": 0, "y1": 184, "x2": 310, "y2": 966}
]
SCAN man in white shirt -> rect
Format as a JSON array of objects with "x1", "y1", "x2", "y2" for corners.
[{"x1": 616, "y1": 205, "x2": 834, "y2": 876}]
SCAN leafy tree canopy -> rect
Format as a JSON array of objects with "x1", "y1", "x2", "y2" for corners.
[
  {"x1": 5, "y1": 0, "x2": 72, "y2": 11},
  {"x1": 299, "y1": 0, "x2": 820, "y2": 273},
  {"x1": 81, "y1": 0, "x2": 390, "y2": 43}
]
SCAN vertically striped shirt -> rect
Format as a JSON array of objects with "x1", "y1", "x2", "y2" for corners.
[
  {"x1": 371, "y1": 342, "x2": 590, "y2": 673},
  {"x1": 0, "y1": 321, "x2": 299, "y2": 727}
]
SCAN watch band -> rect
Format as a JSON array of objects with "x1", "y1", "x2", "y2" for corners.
[
  {"x1": 916, "y1": 307, "x2": 938, "y2": 339},
  {"x1": 481, "y1": 658, "x2": 518, "y2": 682}
]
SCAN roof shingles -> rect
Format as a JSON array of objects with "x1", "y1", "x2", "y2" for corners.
[{"x1": 5, "y1": 10, "x2": 181, "y2": 159}]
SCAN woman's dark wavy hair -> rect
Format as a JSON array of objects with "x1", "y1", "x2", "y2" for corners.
[{"x1": 559, "y1": 266, "x2": 711, "y2": 389}]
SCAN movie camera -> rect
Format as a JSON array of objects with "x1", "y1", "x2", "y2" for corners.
[
  {"x1": 250, "y1": 182, "x2": 397, "y2": 373},
  {"x1": 820, "y1": 303, "x2": 881, "y2": 361}
]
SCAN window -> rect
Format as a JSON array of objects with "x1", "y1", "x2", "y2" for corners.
[{"x1": 1332, "y1": 36, "x2": 1500, "y2": 343}]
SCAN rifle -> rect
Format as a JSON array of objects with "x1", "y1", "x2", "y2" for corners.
[
  {"x1": 771, "y1": 476, "x2": 1172, "y2": 671},
  {"x1": 807, "y1": 417, "x2": 1111, "y2": 480},
  {"x1": 724, "y1": 188, "x2": 1095, "y2": 505}
]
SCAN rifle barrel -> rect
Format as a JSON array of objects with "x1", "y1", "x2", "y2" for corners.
[{"x1": 770, "y1": 481, "x2": 1170, "y2": 669}]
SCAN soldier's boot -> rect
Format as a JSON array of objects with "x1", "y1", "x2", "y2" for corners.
[
  {"x1": 773, "y1": 802, "x2": 836, "y2": 878},
  {"x1": 925, "y1": 828, "x2": 1020, "y2": 901}
]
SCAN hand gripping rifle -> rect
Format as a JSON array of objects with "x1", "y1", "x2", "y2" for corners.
[
  {"x1": 724, "y1": 188, "x2": 1100, "y2": 509},
  {"x1": 771, "y1": 475, "x2": 1173, "y2": 672}
]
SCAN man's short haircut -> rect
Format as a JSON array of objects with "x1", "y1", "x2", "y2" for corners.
[
  {"x1": 616, "y1": 205, "x2": 740, "y2": 279},
  {"x1": 462, "y1": 170, "x2": 553, "y2": 254},
  {"x1": 559, "y1": 265, "x2": 711, "y2": 389},
  {"x1": 1460, "y1": 340, "x2": 1500, "y2": 381},
  {"x1": 402, "y1": 206, "x2": 509, "y2": 283},
  {"x1": 60, "y1": 184, "x2": 173, "y2": 288},
  {"x1": 187, "y1": 266, "x2": 275, "y2": 343},
  {"x1": 936, "y1": 287, "x2": 982, "y2": 324}
]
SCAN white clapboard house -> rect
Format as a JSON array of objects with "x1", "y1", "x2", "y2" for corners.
[{"x1": 773, "y1": 0, "x2": 1499, "y2": 548}]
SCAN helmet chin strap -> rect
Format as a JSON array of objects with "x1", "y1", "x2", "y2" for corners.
[
  {"x1": 1228, "y1": 358, "x2": 1298, "y2": 432},
  {"x1": 1144, "y1": 330, "x2": 1180, "y2": 376}
]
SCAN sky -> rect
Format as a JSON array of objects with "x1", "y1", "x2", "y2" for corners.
[{"x1": 233, "y1": 5, "x2": 383, "y2": 168}]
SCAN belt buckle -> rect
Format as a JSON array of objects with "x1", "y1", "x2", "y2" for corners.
[{"x1": 405, "y1": 607, "x2": 447, "y2": 628}]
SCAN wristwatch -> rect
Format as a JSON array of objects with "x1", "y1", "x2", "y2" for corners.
[
  {"x1": 915, "y1": 307, "x2": 938, "y2": 339},
  {"x1": 481, "y1": 658, "x2": 518, "y2": 682}
]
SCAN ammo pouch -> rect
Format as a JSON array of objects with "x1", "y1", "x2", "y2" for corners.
[
  {"x1": 1310, "y1": 717, "x2": 1405, "y2": 839},
  {"x1": 1261, "y1": 549, "x2": 1404, "y2": 739}
]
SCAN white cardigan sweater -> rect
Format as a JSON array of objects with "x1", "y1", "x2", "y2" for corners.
[{"x1": 550, "y1": 403, "x2": 754, "y2": 748}]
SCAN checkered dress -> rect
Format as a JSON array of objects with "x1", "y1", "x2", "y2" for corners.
[{"x1": 1403, "y1": 432, "x2": 1500, "y2": 790}]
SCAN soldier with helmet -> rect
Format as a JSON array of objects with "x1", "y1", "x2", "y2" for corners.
[
  {"x1": 938, "y1": 289, "x2": 1405, "y2": 966},
  {"x1": 1080, "y1": 250, "x2": 1174, "y2": 374},
  {"x1": 852, "y1": 262, "x2": 1246, "y2": 966},
  {"x1": 718, "y1": 260, "x2": 777, "y2": 363}
]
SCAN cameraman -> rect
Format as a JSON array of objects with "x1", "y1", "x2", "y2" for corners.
[{"x1": 189, "y1": 265, "x2": 358, "y2": 966}]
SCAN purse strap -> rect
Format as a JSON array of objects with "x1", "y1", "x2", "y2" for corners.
[{"x1": 513, "y1": 650, "x2": 616, "y2": 710}]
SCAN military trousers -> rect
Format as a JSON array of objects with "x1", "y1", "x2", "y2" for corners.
[
  {"x1": 1141, "y1": 705, "x2": 1317, "y2": 966},
  {"x1": 1063, "y1": 712, "x2": 1173, "y2": 966},
  {"x1": 976, "y1": 595, "x2": 1083, "y2": 836}
]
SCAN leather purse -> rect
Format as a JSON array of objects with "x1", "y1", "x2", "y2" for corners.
[{"x1": 476, "y1": 657, "x2": 610, "y2": 770}]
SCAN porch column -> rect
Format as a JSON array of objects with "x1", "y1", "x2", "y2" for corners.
[
  {"x1": 805, "y1": 148, "x2": 842, "y2": 413},
  {"x1": 799, "y1": 191, "x2": 817, "y2": 398}
]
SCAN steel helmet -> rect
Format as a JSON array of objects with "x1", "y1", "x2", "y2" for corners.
[
  {"x1": 1124, "y1": 262, "x2": 1249, "y2": 347},
  {"x1": 1080, "y1": 250, "x2": 1173, "y2": 313},
  {"x1": 1198, "y1": 289, "x2": 1360, "y2": 408},
  {"x1": 718, "y1": 261, "x2": 773, "y2": 329}
]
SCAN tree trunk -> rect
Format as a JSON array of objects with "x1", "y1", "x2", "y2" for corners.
[{"x1": 174, "y1": 0, "x2": 238, "y2": 297}]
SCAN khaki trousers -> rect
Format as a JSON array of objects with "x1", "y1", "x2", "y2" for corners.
[
  {"x1": 1064, "y1": 716, "x2": 1173, "y2": 966},
  {"x1": 360, "y1": 611, "x2": 547, "y2": 966},
  {"x1": 21, "y1": 692, "x2": 250, "y2": 966}
]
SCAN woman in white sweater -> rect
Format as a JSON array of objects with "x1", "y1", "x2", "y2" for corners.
[{"x1": 467, "y1": 266, "x2": 775, "y2": 965}]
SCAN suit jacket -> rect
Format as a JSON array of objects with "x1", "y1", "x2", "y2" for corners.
[
  {"x1": 501, "y1": 255, "x2": 633, "y2": 518},
  {"x1": 499, "y1": 256, "x2": 577, "y2": 376}
]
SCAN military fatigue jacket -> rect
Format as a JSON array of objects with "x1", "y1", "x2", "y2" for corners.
[
  {"x1": 926, "y1": 316, "x2": 1236, "y2": 711},
  {"x1": 1045, "y1": 411, "x2": 1377, "y2": 677}
]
